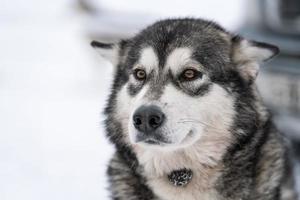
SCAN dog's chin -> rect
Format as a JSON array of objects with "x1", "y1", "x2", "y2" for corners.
[{"x1": 131, "y1": 130, "x2": 200, "y2": 151}]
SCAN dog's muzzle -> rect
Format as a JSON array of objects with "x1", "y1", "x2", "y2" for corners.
[{"x1": 132, "y1": 105, "x2": 166, "y2": 144}]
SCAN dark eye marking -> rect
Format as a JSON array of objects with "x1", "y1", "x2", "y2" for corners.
[
  {"x1": 128, "y1": 83, "x2": 143, "y2": 96},
  {"x1": 180, "y1": 69, "x2": 203, "y2": 81},
  {"x1": 133, "y1": 69, "x2": 146, "y2": 81}
]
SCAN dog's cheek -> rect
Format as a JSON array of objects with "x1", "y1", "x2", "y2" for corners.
[
  {"x1": 160, "y1": 85, "x2": 202, "y2": 143},
  {"x1": 114, "y1": 84, "x2": 135, "y2": 141},
  {"x1": 160, "y1": 84, "x2": 235, "y2": 144},
  {"x1": 196, "y1": 84, "x2": 236, "y2": 134}
]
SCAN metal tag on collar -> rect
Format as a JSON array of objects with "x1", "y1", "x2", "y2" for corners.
[{"x1": 168, "y1": 169, "x2": 193, "y2": 187}]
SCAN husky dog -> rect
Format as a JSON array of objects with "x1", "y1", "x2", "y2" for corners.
[{"x1": 91, "y1": 18, "x2": 297, "y2": 200}]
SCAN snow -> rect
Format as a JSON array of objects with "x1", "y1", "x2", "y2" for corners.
[{"x1": 0, "y1": 1, "x2": 114, "y2": 199}]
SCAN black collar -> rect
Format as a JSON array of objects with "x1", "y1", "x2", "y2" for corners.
[{"x1": 168, "y1": 168, "x2": 193, "y2": 187}]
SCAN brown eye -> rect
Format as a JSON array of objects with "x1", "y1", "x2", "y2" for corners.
[
  {"x1": 134, "y1": 69, "x2": 146, "y2": 80},
  {"x1": 181, "y1": 69, "x2": 202, "y2": 81}
]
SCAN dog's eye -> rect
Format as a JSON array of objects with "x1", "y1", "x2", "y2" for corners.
[
  {"x1": 134, "y1": 69, "x2": 146, "y2": 80},
  {"x1": 180, "y1": 69, "x2": 202, "y2": 81}
]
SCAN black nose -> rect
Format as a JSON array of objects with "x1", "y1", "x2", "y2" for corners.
[{"x1": 133, "y1": 105, "x2": 165, "y2": 133}]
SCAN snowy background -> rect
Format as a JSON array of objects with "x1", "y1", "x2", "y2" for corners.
[
  {"x1": 2, "y1": 0, "x2": 298, "y2": 200},
  {"x1": 0, "y1": 1, "x2": 116, "y2": 199}
]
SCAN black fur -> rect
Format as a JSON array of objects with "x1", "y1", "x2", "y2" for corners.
[{"x1": 97, "y1": 18, "x2": 297, "y2": 200}]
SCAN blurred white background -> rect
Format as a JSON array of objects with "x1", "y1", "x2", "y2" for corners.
[
  {"x1": 0, "y1": 1, "x2": 115, "y2": 199},
  {"x1": 3, "y1": 0, "x2": 298, "y2": 200}
]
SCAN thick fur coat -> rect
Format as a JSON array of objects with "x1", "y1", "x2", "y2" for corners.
[{"x1": 91, "y1": 18, "x2": 297, "y2": 200}]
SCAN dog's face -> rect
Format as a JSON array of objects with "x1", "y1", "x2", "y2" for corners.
[
  {"x1": 92, "y1": 19, "x2": 278, "y2": 150},
  {"x1": 115, "y1": 46, "x2": 234, "y2": 149}
]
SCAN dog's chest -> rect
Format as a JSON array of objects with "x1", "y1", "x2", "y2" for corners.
[
  {"x1": 135, "y1": 149, "x2": 223, "y2": 200},
  {"x1": 146, "y1": 175, "x2": 220, "y2": 200},
  {"x1": 134, "y1": 134, "x2": 229, "y2": 200}
]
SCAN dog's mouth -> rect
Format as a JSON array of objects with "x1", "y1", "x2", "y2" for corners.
[
  {"x1": 136, "y1": 133, "x2": 170, "y2": 145},
  {"x1": 135, "y1": 130, "x2": 195, "y2": 147},
  {"x1": 143, "y1": 138, "x2": 161, "y2": 145}
]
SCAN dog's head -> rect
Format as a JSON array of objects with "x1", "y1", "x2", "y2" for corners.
[{"x1": 92, "y1": 19, "x2": 278, "y2": 151}]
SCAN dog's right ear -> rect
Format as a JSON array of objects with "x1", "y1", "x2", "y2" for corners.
[
  {"x1": 91, "y1": 40, "x2": 120, "y2": 66},
  {"x1": 231, "y1": 36, "x2": 279, "y2": 82}
]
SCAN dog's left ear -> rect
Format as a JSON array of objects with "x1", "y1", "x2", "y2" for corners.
[
  {"x1": 91, "y1": 40, "x2": 120, "y2": 66},
  {"x1": 231, "y1": 36, "x2": 279, "y2": 82}
]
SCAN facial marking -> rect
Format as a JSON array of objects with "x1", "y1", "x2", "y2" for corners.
[
  {"x1": 137, "y1": 47, "x2": 159, "y2": 73},
  {"x1": 117, "y1": 44, "x2": 235, "y2": 150},
  {"x1": 156, "y1": 83, "x2": 234, "y2": 147},
  {"x1": 166, "y1": 48, "x2": 198, "y2": 74}
]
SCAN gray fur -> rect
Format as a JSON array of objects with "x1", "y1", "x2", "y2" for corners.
[{"x1": 92, "y1": 18, "x2": 297, "y2": 200}]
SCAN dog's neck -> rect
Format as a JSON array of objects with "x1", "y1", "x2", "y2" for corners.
[
  {"x1": 131, "y1": 124, "x2": 233, "y2": 200},
  {"x1": 133, "y1": 129, "x2": 231, "y2": 186}
]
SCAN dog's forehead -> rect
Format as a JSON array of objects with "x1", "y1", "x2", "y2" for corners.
[
  {"x1": 125, "y1": 19, "x2": 233, "y2": 79},
  {"x1": 166, "y1": 48, "x2": 194, "y2": 72},
  {"x1": 138, "y1": 47, "x2": 159, "y2": 72},
  {"x1": 137, "y1": 46, "x2": 194, "y2": 72},
  {"x1": 130, "y1": 34, "x2": 229, "y2": 73}
]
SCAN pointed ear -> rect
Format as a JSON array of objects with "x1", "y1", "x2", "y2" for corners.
[
  {"x1": 231, "y1": 36, "x2": 279, "y2": 82},
  {"x1": 91, "y1": 40, "x2": 119, "y2": 66}
]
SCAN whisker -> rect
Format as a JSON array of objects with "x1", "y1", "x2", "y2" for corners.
[{"x1": 177, "y1": 118, "x2": 225, "y2": 131}]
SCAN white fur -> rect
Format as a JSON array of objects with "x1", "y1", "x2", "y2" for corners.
[
  {"x1": 165, "y1": 47, "x2": 202, "y2": 74},
  {"x1": 238, "y1": 62, "x2": 260, "y2": 80},
  {"x1": 138, "y1": 47, "x2": 159, "y2": 73},
  {"x1": 233, "y1": 40, "x2": 274, "y2": 80},
  {"x1": 133, "y1": 84, "x2": 235, "y2": 200},
  {"x1": 116, "y1": 82, "x2": 235, "y2": 200},
  {"x1": 234, "y1": 40, "x2": 274, "y2": 63},
  {"x1": 114, "y1": 48, "x2": 236, "y2": 200}
]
